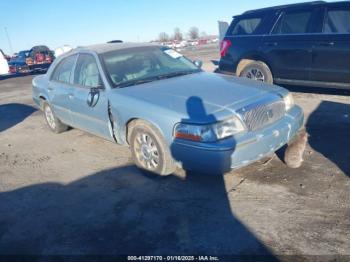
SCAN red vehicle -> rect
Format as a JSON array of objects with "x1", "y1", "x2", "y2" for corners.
[
  {"x1": 198, "y1": 39, "x2": 208, "y2": 45},
  {"x1": 29, "y1": 46, "x2": 55, "y2": 72},
  {"x1": 9, "y1": 46, "x2": 55, "y2": 74},
  {"x1": 35, "y1": 52, "x2": 45, "y2": 63}
]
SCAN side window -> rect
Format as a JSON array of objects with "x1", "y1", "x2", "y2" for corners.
[
  {"x1": 74, "y1": 54, "x2": 102, "y2": 88},
  {"x1": 324, "y1": 9, "x2": 350, "y2": 34},
  {"x1": 272, "y1": 10, "x2": 312, "y2": 34},
  {"x1": 231, "y1": 17, "x2": 263, "y2": 35},
  {"x1": 51, "y1": 55, "x2": 77, "y2": 83}
]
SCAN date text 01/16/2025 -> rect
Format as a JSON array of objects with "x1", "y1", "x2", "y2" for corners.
[{"x1": 127, "y1": 256, "x2": 220, "y2": 261}]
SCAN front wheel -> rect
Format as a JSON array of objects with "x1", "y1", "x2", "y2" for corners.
[
  {"x1": 129, "y1": 120, "x2": 176, "y2": 176},
  {"x1": 239, "y1": 61, "x2": 273, "y2": 84}
]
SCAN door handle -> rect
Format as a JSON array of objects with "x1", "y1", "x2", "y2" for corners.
[
  {"x1": 47, "y1": 87, "x2": 53, "y2": 92},
  {"x1": 265, "y1": 42, "x2": 278, "y2": 47},
  {"x1": 68, "y1": 94, "x2": 74, "y2": 99},
  {"x1": 318, "y1": 42, "x2": 335, "y2": 46},
  {"x1": 87, "y1": 89, "x2": 100, "y2": 107}
]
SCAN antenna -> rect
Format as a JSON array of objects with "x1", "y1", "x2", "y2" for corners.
[{"x1": 4, "y1": 27, "x2": 13, "y2": 54}]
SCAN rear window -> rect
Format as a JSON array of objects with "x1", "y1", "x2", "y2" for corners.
[
  {"x1": 51, "y1": 55, "x2": 77, "y2": 83},
  {"x1": 231, "y1": 17, "x2": 263, "y2": 35},
  {"x1": 324, "y1": 9, "x2": 350, "y2": 33},
  {"x1": 272, "y1": 10, "x2": 312, "y2": 34}
]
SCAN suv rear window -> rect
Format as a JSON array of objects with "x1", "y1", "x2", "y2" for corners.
[
  {"x1": 324, "y1": 9, "x2": 350, "y2": 33},
  {"x1": 273, "y1": 10, "x2": 312, "y2": 34},
  {"x1": 231, "y1": 17, "x2": 263, "y2": 35}
]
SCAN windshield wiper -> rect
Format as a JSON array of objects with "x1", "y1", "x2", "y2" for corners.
[
  {"x1": 156, "y1": 70, "x2": 200, "y2": 80},
  {"x1": 115, "y1": 70, "x2": 200, "y2": 88},
  {"x1": 116, "y1": 77, "x2": 159, "y2": 88}
]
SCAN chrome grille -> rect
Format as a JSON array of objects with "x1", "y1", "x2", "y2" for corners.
[{"x1": 238, "y1": 99, "x2": 285, "y2": 131}]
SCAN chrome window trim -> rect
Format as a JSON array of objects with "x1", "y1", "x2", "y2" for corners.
[
  {"x1": 227, "y1": 32, "x2": 350, "y2": 37},
  {"x1": 270, "y1": 11, "x2": 284, "y2": 34},
  {"x1": 266, "y1": 32, "x2": 350, "y2": 36}
]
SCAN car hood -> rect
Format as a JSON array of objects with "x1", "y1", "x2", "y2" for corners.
[{"x1": 111, "y1": 72, "x2": 286, "y2": 124}]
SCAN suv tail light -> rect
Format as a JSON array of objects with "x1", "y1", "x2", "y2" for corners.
[
  {"x1": 220, "y1": 39, "x2": 231, "y2": 57},
  {"x1": 9, "y1": 65, "x2": 16, "y2": 73}
]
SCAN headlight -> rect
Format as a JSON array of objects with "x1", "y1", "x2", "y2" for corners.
[
  {"x1": 283, "y1": 93, "x2": 294, "y2": 111},
  {"x1": 174, "y1": 116, "x2": 245, "y2": 142}
]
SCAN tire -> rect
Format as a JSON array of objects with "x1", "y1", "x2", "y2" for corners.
[
  {"x1": 129, "y1": 120, "x2": 176, "y2": 176},
  {"x1": 239, "y1": 61, "x2": 273, "y2": 84},
  {"x1": 43, "y1": 102, "x2": 68, "y2": 133}
]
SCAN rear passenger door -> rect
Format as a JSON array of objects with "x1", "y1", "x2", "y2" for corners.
[
  {"x1": 263, "y1": 7, "x2": 318, "y2": 81},
  {"x1": 310, "y1": 5, "x2": 350, "y2": 83},
  {"x1": 49, "y1": 54, "x2": 77, "y2": 126}
]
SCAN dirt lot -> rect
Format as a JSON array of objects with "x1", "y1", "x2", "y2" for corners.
[{"x1": 0, "y1": 46, "x2": 349, "y2": 259}]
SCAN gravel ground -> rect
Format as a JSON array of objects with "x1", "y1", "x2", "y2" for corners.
[{"x1": 0, "y1": 46, "x2": 349, "y2": 259}]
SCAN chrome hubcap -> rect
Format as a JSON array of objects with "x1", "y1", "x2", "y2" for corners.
[
  {"x1": 134, "y1": 133, "x2": 159, "y2": 170},
  {"x1": 45, "y1": 105, "x2": 56, "y2": 129},
  {"x1": 245, "y1": 68, "x2": 265, "y2": 82}
]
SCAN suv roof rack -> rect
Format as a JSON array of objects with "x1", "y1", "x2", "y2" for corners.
[{"x1": 241, "y1": 1, "x2": 326, "y2": 16}]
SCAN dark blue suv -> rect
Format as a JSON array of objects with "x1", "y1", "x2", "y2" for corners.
[{"x1": 219, "y1": 1, "x2": 350, "y2": 89}]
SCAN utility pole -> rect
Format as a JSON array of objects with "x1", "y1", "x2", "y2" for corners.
[{"x1": 4, "y1": 27, "x2": 14, "y2": 54}]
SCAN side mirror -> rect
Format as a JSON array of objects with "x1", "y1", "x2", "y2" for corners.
[{"x1": 193, "y1": 60, "x2": 203, "y2": 68}]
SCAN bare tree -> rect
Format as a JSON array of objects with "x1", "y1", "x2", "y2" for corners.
[
  {"x1": 188, "y1": 27, "x2": 199, "y2": 40},
  {"x1": 173, "y1": 27, "x2": 183, "y2": 41},
  {"x1": 158, "y1": 32, "x2": 170, "y2": 42},
  {"x1": 200, "y1": 31, "x2": 207, "y2": 38}
]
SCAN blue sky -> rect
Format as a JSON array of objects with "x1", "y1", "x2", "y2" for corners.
[{"x1": 0, "y1": 0, "x2": 334, "y2": 54}]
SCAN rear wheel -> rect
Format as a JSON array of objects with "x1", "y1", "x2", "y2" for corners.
[
  {"x1": 129, "y1": 120, "x2": 175, "y2": 176},
  {"x1": 239, "y1": 61, "x2": 273, "y2": 84},
  {"x1": 43, "y1": 102, "x2": 68, "y2": 133}
]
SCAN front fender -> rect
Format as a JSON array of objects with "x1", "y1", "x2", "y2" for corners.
[{"x1": 109, "y1": 97, "x2": 181, "y2": 146}]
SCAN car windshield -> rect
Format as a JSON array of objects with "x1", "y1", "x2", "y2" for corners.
[{"x1": 101, "y1": 46, "x2": 201, "y2": 88}]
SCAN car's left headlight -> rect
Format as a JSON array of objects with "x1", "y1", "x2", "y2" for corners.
[
  {"x1": 174, "y1": 116, "x2": 245, "y2": 142},
  {"x1": 283, "y1": 93, "x2": 295, "y2": 111}
]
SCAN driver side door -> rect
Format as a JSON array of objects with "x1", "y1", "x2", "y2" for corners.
[{"x1": 69, "y1": 53, "x2": 112, "y2": 140}]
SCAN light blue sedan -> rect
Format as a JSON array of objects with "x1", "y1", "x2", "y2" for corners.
[{"x1": 32, "y1": 43, "x2": 304, "y2": 175}]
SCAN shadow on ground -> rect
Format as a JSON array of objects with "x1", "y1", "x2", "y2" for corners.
[
  {"x1": 0, "y1": 95, "x2": 275, "y2": 258},
  {"x1": 0, "y1": 103, "x2": 37, "y2": 132},
  {"x1": 306, "y1": 100, "x2": 350, "y2": 177},
  {"x1": 0, "y1": 165, "x2": 275, "y2": 257},
  {"x1": 0, "y1": 71, "x2": 45, "y2": 81},
  {"x1": 281, "y1": 84, "x2": 350, "y2": 96}
]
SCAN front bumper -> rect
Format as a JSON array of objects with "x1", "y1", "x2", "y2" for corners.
[{"x1": 171, "y1": 105, "x2": 304, "y2": 174}]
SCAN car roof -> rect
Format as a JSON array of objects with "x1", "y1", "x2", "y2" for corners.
[
  {"x1": 75, "y1": 42, "x2": 160, "y2": 54},
  {"x1": 240, "y1": 1, "x2": 327, "y2": 16}
]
